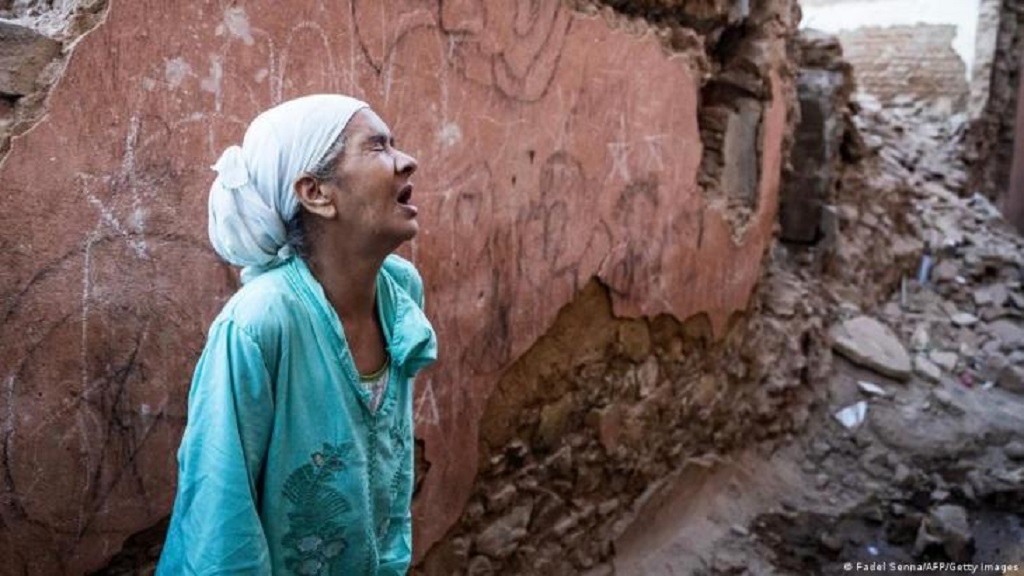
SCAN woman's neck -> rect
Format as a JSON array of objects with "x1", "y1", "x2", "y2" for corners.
[{"x1": 306, "y1": 241, "x2": 385, "y2": 323}]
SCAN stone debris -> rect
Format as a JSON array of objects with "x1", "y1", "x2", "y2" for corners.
[
  {"x1": 856, "y1": 380, "x2": 889, "y2": 397},
  {"x1": 913, "y1": 355, "x2": 943, "y2": 383},
  {"x1": 826, "y1": 91, "x2": 1024, "y2": 396},
  {"x1": 951, "y1": 312, "x2": 979, "y2": 328},
  {"x1": 831, "y1": 316, "x2": 912, "y2": 380},
  {"x1": 913, "y1": 504, "x2": 974, "y2": 562},
  {"x1": 927, "y1": 350, "x2": 959, "y2": 372},
  {"x1": 475, "y1": 503, "x2": 533, "y2": 559},
  {"x1": 0, "y1": 21, "x2": 60, "y2": 96}
]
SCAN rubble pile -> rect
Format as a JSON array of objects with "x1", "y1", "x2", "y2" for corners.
[
  {"x1": 754, "y1": 93, "x2": 1024, "y2": 573},
  {"x1": 831, "y1": 95, "x2": 1024, "y2": 397},
  {"x1": 824, "y1": 94, "x2": 974, "y2": 308}
]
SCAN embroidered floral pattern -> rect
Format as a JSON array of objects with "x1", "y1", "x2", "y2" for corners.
[{"x1": 281, "y1": 443, "x2": 353, "y2": 575}]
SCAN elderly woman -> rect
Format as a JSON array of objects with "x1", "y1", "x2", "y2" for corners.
[{"x1": 157, "y1": 95, "x2": 437, "y2": 575}]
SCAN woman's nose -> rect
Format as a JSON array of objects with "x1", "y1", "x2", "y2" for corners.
[{"x1": 395, "y1": 150, "x2": 418, "y2": 176}]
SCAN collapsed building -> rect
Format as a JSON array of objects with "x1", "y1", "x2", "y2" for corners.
[{"x1": 0, "y1": 0, "x2": 1022, "y2": 575}]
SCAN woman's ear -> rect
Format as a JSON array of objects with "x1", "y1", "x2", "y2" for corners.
[{"x1": 294, "y1": 174, "x2": 338, "y2": 219}]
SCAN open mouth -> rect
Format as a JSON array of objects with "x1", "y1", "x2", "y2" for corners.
[{"x1": 397, "y1": 184, "x2": 413, "y2": 205}]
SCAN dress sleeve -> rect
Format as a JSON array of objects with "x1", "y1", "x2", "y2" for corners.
[{"x1": 157, "y1": 319, "x2": 275, "y2": 575}]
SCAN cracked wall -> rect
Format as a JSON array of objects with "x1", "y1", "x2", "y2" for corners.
[{"x1": 0, "y1": 0, "x2": 795, "y2": 573}]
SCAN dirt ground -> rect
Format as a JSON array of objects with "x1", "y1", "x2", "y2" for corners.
[{"x1": 612, "y1": 354, "x2": 1024, "y2": 575}]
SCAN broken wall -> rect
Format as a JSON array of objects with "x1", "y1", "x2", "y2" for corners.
[
  {"x1": 801, "y1": 0, "x2": 979, "y2": 111},
  {"x1": 0, "y1": 0, "x2": 801, "y2": 574},
  {"x1": 835, "y1": 25, "x2": 969, "y2": 110}
]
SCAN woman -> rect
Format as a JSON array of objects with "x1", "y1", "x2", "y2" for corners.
[{"x1": 158, "y1": 94, "x2": 437, "y2": 575}]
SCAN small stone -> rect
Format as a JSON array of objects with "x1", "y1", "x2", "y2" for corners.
[
  {"x1": 467, "y1": 555, "x2": 494, "y2": 576},
  {"x1": 981, "y1": 352, "x2": 1010, "y2": 380},
  {"x1": 997, "y1": 365, "x2": 1024, "y2": 394},
  {"x1": 1005, "y1": 441, "x2": 1024, "y2": 461},
  {"x1": 588, "y1": 405, "x2": 623, "y2": 454},
  {"x1": 951, "y1": 312, "x2": 979, "y2": 328},
  {"x1": 933, "y1": 260, "x2": 959, "y2": 283},
  {"x1": 914, "y1": 505, "x2": 973, "y2": 562},
  {"x1": 819, "y1": 532, "x2": 844, "y2": 552},
  {"x1": 816, "y1": 473, "x2": 830, "y2": 489},
  {"x1": 831, "y1": 316, "x2": 912, "y2": 380},
  {"x1": 986, "y1": 319, "x2": 1024, "y2": 351},
  {"x1": 551, "y1": 513, "x2": 579, "y2": 538},
  {"x1": 712, "y1": 549, "x2": 747, "y2": 573},
  {"x1": 932, "y1": 388, "x2": 964, "y2": 415},
  {"x1": 928, "y1": 350, "x2": 958, "y2": 372},
  {"x1": 1009, "y1": 292, "x2": 1024, "y2": 311},
  {"x1": 883, "y1": 302, "x2": 903, "y2": 320},
  {"x1": 914, "y1": 355, "x2": 943, "y2": 383},
  {"x1": 894, "y1": 463, "x2": 913, "y2": 486},
  {"x1": 485, "y1": 484, "x2": 518, "y2": 513},
  {"x1": 857, "y1": 380, "x2": 889, "y2": 397},
  {"x1": 597, "y1": 499, "x2": 619, "y2": 516},
  {"x1": 465, "y1": 501, "x2": 485, "y2": 523},
  {"x1": 475, "y1": 503, "x2": 533, "y2": 559},
  {"x1": 911, "y1": 324, "x2": 931, "y2": 351},
  {"x1": 974, "y1": 284, "x2": 1009, "y2": 308}
]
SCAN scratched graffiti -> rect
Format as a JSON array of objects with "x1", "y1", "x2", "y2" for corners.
[{"x1": 0, "y1": 0, "x2": 785, "y2": 572}]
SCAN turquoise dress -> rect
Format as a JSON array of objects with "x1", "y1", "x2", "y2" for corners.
[{"x1": 157, "y1": 255, "x2": 437, "y2": 575}]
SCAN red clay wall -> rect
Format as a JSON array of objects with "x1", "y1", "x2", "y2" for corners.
[{"x1": 0, "y1": 1, "x2": 791, "y2": 573}]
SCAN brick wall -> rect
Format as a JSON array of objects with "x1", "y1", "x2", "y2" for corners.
[{"x1": 837, "y1": 24, "x2": 969, "y2": 108}]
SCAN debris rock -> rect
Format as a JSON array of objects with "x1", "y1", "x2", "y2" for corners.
[
  {"x1": 913, "y1": 355, "x2": 943, "y2": 383},
  {"x1": 974, "y1": 284, "x2": 1009, "y2": 308},
  {"x1": 997, "y1": 365, "x2": 1024, "y2": 394},
  {"x1": 831, "y1": 316, "x2": 911, "y2": 380},
  {"x1": 1004, "y1": 441, "x2": 1024, "y2": 461},
  {"x1": 928, "y1": 350, "x2": 958, "y2": 373},
  {"x1": 950, "y1": 312, "x2": 979, "y2": 328},
  {"x1": 467, "y1": 555, "x2": 495, "y2": 576},
  {"x1": 0, "y1": 21, "x2": 61, "y2": 96},
  {"x1": 913, "y1": 505, "x2": 974, "y2": 562},
  {"x1": 911, "y1": 324, "x2": 930, "y2": 351},
  {"x1": 475, "y1": 503, "x2": 533, "y2": 559},
  {"x1": 933, "y1": 260, "x2": 959, "y2": 283},
  {"x1": 986, "y1": 320, "x2": 1024, "y2": 351},
  {"x1": 857, "y1": 380, "x2": 889, "y2": 397}
]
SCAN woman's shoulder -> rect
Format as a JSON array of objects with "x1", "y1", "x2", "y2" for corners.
[
  {"x1": 215, "y1": 265, "x2": 304, "y2": 341},
  {"x1": 382, "y1": 254, "x2": 424, "y2": 307}
]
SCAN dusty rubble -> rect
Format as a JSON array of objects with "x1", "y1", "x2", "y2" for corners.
[{"x1": 722, "y1": 98, "x2": 1024, "y2": 573}]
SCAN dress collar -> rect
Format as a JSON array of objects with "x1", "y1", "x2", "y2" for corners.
[{"x1": 284, "y1": 256, "x2": 437, "y2": 377}]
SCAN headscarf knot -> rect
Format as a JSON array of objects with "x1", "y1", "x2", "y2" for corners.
[{"x1": 212, "y1": 145, "x2": 250, "y2": 189}]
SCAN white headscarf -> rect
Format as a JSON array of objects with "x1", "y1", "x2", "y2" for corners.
[{"x1": 208, "y1": 94, "x2": 369, "y2": 283}]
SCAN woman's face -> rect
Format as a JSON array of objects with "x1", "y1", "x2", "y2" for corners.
[{"x1": 326, "y1": 108, "x2": 419, "y2": 251}]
